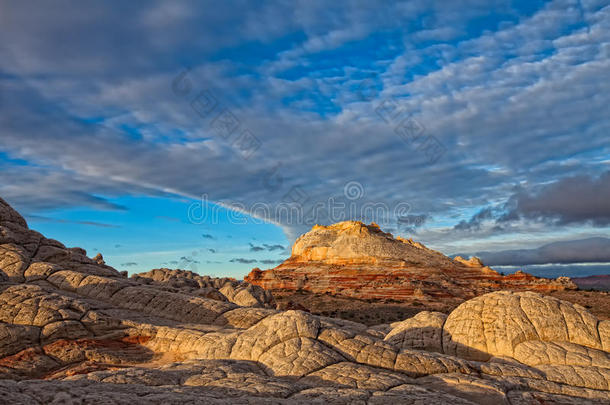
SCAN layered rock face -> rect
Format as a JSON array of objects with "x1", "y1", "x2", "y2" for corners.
[
  {"x1": 1, "y1": 198, "x2": 609, "y2": 403},
  {"x1": 246, "y1": 221, "x2": 575, "y2": 303}
]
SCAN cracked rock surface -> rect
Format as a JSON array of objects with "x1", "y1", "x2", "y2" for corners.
[{"x1": 1, "y1": 197, "x2": 609, "y2": 404}]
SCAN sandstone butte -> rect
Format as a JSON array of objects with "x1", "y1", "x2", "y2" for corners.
[
  {"x1": 1, "y1": 196, "x2": 609, "y2": 404},
  {"x1": 245, "y1": 221, "x2": 577, "y2": 305}
]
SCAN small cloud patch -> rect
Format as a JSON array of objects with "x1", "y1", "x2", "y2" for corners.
[
  {"x1": 260, "y1": 259, "x2": 283, "y2": 265},
  {"x1": 230, "y1": 258, "x2": 258, "y2": 264}
]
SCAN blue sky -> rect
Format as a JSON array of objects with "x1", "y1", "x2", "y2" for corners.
[{"x1": 1, "y1": 0, "x2": 609, "y2": 278}]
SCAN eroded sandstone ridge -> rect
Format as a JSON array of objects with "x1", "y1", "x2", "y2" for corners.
[
  {"x1": 246, "y1": 221, "x2": 575, "y2": 305},
  {"x1": 1, "y1": 198, "x2": 609, "y2": 403},
  {"x1": 133, "y1": 268, "x2": 275, "y2": 308}
]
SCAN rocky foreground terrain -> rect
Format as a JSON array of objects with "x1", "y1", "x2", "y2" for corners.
[
  {"x1": 272, "y1": 289, "x2": 610, "y2": 326},
  {"x1": 1, "y1": 198, "x2": 610, "y2": 403},
  {"x1": 246, "y1": 221, "x2": 576, "y2": 308}
]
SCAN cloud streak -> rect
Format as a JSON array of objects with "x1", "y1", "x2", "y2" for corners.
[
  {"x1": 230, "y1": 258, "x2": 257, "y2": 264},
  {"x1": 26, "y1": 215, "x2": 121, "y2": 229},
  {"x1": 471, "y1": 237, "x2": 610, "y2": 266},
  {"x1": 249, "y1": 243, "x2": 286, "y2": 252}
]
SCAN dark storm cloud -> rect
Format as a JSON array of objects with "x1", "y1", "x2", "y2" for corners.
[
  {"x1": 471, "y1": 237, "x2": 610, "y2": 266},
  {"x1": 502, "y1": 171, "x2": 610, "y2": 226}
]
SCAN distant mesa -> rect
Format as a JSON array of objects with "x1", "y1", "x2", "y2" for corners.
[
  {"x1": 246, "y1": 221, "x2": 576, "y2": 304},
  {"x1": 572, "y1": 274, "x2": 610, "y2": 291}
]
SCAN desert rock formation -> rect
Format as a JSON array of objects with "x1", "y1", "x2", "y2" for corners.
[
  {"x1": 133, "y1": 268, "x2": 275, "y2": 308},
  {"x1": 246, "y1": 221, "x2": 576, "y2": 305},
  {"x1": 1, "y1": 198, "x2": 609, "y2": 403}
]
